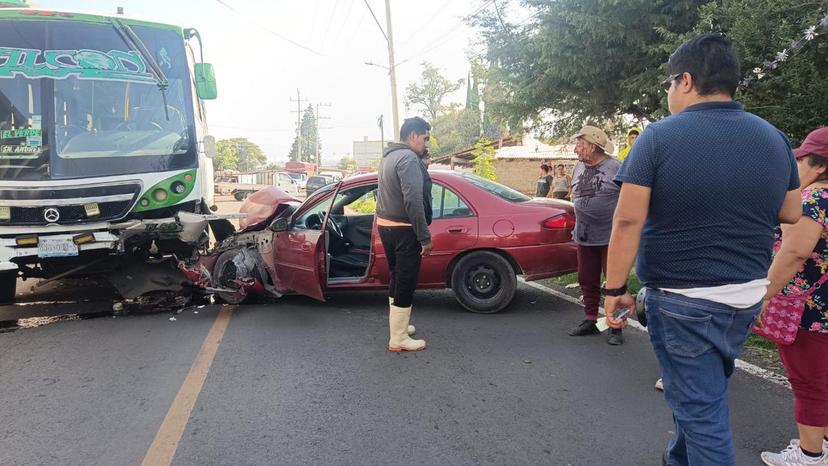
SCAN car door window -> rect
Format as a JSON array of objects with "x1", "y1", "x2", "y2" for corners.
[
  {"x1": 431, "y1": 183, "x2": 472, "y2": 219},
  {"x1": 294, "y1": 195, "x2": 334, "y2": 230}
]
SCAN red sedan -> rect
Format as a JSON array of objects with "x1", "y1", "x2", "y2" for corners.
[{"x1": 204, "y1": 170, "x2": 577, "y2": 313}]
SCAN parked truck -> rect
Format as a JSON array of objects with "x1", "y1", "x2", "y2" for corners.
[
  {"x1": 227, "y1": 171, "x2": 300, "y2": 201},
  {"x1": 0, "y1": 5, "x2": 234, "y2": 305}
]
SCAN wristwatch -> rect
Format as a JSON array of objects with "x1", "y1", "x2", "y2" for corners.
[{"x1": 600, "y1": 284, "x2": 627, "y2": 296}]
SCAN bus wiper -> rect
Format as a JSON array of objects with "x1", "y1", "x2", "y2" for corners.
[{"x1": 110, "y1": 18, "x2": 170, "y2": 121}]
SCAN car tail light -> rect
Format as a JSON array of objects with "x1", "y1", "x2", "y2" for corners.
[{"x1": 542, "y1": 212, "x2": 576, "y2": 229}]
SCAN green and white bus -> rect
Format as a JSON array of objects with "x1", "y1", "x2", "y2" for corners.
[{"x1": 0, "y1": 5, "x2": 225, "y2": 303}]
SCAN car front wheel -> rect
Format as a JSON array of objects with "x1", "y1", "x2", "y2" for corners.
[
  {"x1": 212, "y1": 249, "x2": 251, "y2": 304},
  {"x1": 0, "y1": 269, "x2": 17, "y2": 304},
  {"x1": 450, "y1": 251, "x2": 516, "y2": 313}
]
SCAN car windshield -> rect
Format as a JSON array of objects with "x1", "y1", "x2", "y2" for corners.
[{"x1": 461, "y1": 173, "x2": 530, "y2": 202}]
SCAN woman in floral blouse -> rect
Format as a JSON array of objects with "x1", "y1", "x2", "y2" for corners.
[{"x1": 762, "y1": 127, "x2": 828, "y2": 466}]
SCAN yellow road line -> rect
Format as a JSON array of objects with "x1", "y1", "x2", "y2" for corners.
[{"x1": 141, "y1": 305, "x2": 234, "y2": 466}]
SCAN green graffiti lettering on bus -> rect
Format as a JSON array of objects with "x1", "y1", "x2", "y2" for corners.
[{"x1": 0, "y1": 47, "x2": 155, "y2": 83}]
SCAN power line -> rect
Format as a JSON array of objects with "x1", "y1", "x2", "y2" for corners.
[
  {"x1": 395, "y1": 0, "x2": 493, "y2": 66},
  {"x1": 215, "y1": 0, "x2": 325, "y2": 56},
  {"x1": 398, "y1": 0, "x2": 457, "y2": 47},
  {"x1": 331, "y1": 0, "x2": 356, "y2": 48},
  {"x1": 320, "y1": 0, "x2": 341, "y2": 50},
  {"x1": 363, "y1": 0, "x2": 388, "y2": 41}
]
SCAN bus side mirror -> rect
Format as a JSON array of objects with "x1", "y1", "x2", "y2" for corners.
[
  {"x1": 194, "y1": 63, "x2": 217, "y2": 100},
  {"x1": 203, "y1": 135, "x2": 217, "y2": 158}
]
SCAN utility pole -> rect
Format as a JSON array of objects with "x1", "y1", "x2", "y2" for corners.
[
  {"x1": 378, "y1": 115, "x2": 384, "y2": 149},
  {"x1": 289, "y1": 89, "x2": 307, "y2": 161},
  {"x1": 315, "y1": 102, "x2": 332, "y2": 166},
  {"x1": 384, "y1": 0, "x2": 400, "y2": 141}
]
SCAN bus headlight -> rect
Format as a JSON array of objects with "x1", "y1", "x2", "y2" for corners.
[
  {"x1": 171, "y1": 181, "x2": 186, "y2": 194},
  {"x1": 153, "y1": 188, "x2": 168, "y2": 202}
]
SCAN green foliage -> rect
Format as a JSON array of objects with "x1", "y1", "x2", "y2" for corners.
[
  {"x1": 214, "y1": 137, "x2": 267, "y2": 172},
  {"x1": 681, "y1": 0, "x2": 828, "y2": 142},
  {"x1": 474, "y1": 0, "x2": 827, "y2": 142},
  {"x1": 350, "y1": 195, "x2": 377, "y2": 214},
  {"x1": 288, "y1": 105, "x2": 322, "y2": 163},
  {"x1": 431, "y1": 108, "x2": 482, "y2": 156},
  {"x1": 337, "y1": 157, "x2": 356, "y2": 171},
  {"x1": 471, "y1": 137, "x2": 497, "y2": 180},
  {"x1": 405, "y1": 62, "x2": 465, "y2": 121}
]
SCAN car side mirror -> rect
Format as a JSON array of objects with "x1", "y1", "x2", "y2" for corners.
[
  {"x1": 270, "y1": 218, "x2": 288, "y2": 232},
  {"x1": 194, "y1": 63, "x2": 217, "y2": 100}
]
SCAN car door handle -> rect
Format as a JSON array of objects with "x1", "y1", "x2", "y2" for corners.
[
  {"x1": 301, "y1": 243, "x2": 311, "y2": 251},
  {"x1": 447, "y1": 226, "x2": 467, "y2": 233}
]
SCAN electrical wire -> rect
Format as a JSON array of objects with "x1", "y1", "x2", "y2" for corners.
[
  {"x1": 363, "y1": 0, "x2": 388, "y2": 41},
  {"x1": 214, "y1": 0, "x2": 325, "y2": 56},
  {"x1": 395, "y1": 0, "x2": 493, "y2": 66}
]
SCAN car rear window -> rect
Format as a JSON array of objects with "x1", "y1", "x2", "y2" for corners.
[
  {"x1": 461, "y1": 173, "x2": 530, "y2": 203},
  {"x1": 308, "y1": 176, "x2": 328, "y2": 184}
]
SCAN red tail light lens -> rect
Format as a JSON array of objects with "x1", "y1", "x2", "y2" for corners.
[{"x1": 542, "y1": 212, "x2": 576, "y2": 229}]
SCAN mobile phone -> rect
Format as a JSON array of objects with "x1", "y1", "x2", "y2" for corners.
[{"x1": 612, "y1": 308, "x2": 631, "y2": 320}]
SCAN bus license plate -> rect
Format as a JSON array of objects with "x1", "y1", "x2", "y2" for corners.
[{"x1": 37, "y1": 238, "x2": 79, "y2": 258}]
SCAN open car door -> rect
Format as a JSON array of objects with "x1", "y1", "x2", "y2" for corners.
[{"x1": 270, "y1": 183, "x2": 341, "y2": 301}]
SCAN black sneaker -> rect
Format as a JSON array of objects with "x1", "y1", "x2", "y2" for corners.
[
  {"x1": 607, "y1": 328, "x2": 624, "y2": 345},
  {"x1": 568, "y1": 319, "x2": 600, "y2": 336}
]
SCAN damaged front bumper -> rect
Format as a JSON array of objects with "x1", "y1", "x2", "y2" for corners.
[{"x1": 0, "y1": 211, "x2": 242, "y2": 272}]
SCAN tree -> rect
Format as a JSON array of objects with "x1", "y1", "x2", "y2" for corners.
[
  {"x1": 473, "y1": 0, "x2": 710, "y2": 134},
  {"x1": 470, "y1": 137, "x2": 497, "y2": 181},
  {"x1": 679, "y1": 0, "x2": 828, "y2": 142},
  {"x1": 474, "y1": 0, "x2": 827, "y2": 142},
  {"x1": 430, "y1": 108, "x2": 482, "y2": 157},
  {"x1": 405, "y1": 62, "x2": 465, "y2": 121},
  {"x1": 337, "y1": 156, "x2": 356, "y2": 171},
  {"x1": 288, "y1": 105, "x2": 322, "y2": 163},
  {"x1": 214, "y1": 138, "x2": 267, "y2": 172}
]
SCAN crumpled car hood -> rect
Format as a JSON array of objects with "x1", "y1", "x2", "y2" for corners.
[{"x1": 238, "y1": 187, "x2": 299, "y2": 231}]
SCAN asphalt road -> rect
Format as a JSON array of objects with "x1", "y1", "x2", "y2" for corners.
[{"x1": 0, "y1": 283, "x2": 794, "y2": 465}]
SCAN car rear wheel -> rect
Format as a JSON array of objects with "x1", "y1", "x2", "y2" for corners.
[
  {"x1": 0, "y1": 269, "x2": 17, "y2": 304},
  {"x1": 450, "y1": 251, "x2": 516, "y2": 313},
  {"x1": 212, "y1": 249, "x2": 250, "y2": 304}
]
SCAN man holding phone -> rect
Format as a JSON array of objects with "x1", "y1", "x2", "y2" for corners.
[
  {"x1": 376, "y1": 116, "x2": 434, "y2": 352},
  {"x1": 603, "y1": 35, "x2": 801, "y2": 465}
]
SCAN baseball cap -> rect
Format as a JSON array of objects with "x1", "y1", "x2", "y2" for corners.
[
  {"x1": 794, "y1": 127, "x2": 828, "y2": 160},
  {"x1": 571, "y1": 126, "x2": 614, "y2": 154}
]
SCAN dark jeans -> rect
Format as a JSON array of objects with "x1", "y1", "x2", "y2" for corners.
[
  {"x1": 577, "y1": 244, "x2": 608, "y2": 320},
  {"x1": 378, "y1": 226, "x2": 422, "y2": 308},
  {"x1": 645, "y1": 289, "x2": 761, "y2": 466},
  {"x1": 552, "y1": 191, "x2": 569, "y2": 200}
]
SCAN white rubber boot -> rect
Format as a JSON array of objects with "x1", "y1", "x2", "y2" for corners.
[
  {"x1": 389, "y1": 297, "x2": 415, "y2": 335},
  {"x1": 388, "y1": 304, "x2": 426, "y2": 352}
]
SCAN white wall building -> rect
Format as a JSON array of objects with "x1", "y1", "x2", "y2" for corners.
[{"x1": 353, "y1": 137, "x2": 383, "y2": 168}]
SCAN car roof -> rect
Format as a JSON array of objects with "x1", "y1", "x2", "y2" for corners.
[{"x1": 343, "y1": 169, "x2": 463, "y2": 185}]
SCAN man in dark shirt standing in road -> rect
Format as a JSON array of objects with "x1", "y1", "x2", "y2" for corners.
[
  {"x1": 603, "y1": 34, "x2": 801, "y2": 465},
  {"x1": 376, "y1": 117, "x2": 433, "y2": 352},
  {"x1": 567, "y1": 126, "x2": 624, "y2": 345}
]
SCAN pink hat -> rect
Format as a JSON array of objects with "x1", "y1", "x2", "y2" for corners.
[{"x1": 794, "y1": 127, "x2": 828, "y2": 160}]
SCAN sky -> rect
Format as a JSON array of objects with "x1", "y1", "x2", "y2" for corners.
[{"x1": 30, "y1": 0, "x2": 527, "y2": 165}]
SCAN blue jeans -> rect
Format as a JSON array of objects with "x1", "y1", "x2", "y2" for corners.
[{"x1": 645, "y1": 289, "x2": 761, "y2": 466}]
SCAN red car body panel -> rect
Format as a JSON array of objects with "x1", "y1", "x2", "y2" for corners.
[{"x1": 260, "y1": 171, "x2": 577, "y2": 299}]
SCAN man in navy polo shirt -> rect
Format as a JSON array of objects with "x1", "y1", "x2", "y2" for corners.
[{"x1": 602, "y1": 34, "x2": 802, "y2": 465}]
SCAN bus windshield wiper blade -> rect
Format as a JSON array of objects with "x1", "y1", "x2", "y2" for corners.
[{"x1": 110, "y1": 18, "x2": 170, "y2": 120}]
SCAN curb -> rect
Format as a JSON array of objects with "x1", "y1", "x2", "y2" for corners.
[{"x1": 519, "y1": 278, "x2": 791, "y2": 390}]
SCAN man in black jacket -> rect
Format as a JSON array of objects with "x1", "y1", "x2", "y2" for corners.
[{"x1": 376, "y1": 116, "x2": 432, "y2": 352}]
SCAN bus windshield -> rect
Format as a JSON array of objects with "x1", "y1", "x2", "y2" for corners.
[{"x1": 0, "y1": 19, "x2": 196, "y2": 181}]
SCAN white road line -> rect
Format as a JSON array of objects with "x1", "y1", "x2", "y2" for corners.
[{"x1": 519, "y1": 278, "x2": 791, "y2": 389}]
